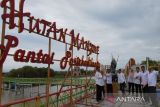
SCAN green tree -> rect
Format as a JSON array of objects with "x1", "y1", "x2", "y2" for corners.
[
  {"x1": 141, "y1": 58, "x2": 160, "y2": 70},
  {"x1": 7, "y1": 66, "x2": 54, "y2": 78}
]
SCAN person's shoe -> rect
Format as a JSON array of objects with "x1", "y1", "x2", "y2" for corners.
[
  {"x1": 140, "y1": 100, "x2": 145, "y2": 105},
  {"x1": 95, "y1": 101, "x2": 100, "y2": 104},
  {"x1": 131, "y1": 93, "x2": 134, "y2": 96},
  {"x1": 149, "y1": 104, "x2": 156, "y2": 107},
  {"x1": 148, "y1": 102, "x2": 156, "y2": 107},
  {"x1": 144, "y1": 101, "x2": 150, "y2": 105}
]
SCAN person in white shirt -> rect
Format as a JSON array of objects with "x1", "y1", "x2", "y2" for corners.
[
  {"x1": 148, "y1": 67, "x2": 160, "y2": 107},
  {"x1": 105, "y1": 70, "x2": 113, "y2": 97},
  {"x1": 95, "y1": 67, "x2": 104, "y2": 102},
  {"x1": 101, "y1": 70, "x2": 106, "y2": 99},
  {"x1": 134, "y1": 67, "x2": 142, "y2": 97},
  {"x1": 117, "y1": 69, "x2": 126, "y2": 94},
  {"x1": 127, "y1": 69, "x2": 135, "y2": 94},
  {"x1": 140, "y1": 66, "x2": 149, "y2": 103}
]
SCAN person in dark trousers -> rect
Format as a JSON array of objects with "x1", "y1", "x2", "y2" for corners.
[
  {"x1": 95, "y1": 67, "x2": 103, "y2": 103},
  {"x1": 140, "y1": 66, "x2": 149, "y2": 103},
  {"x1": 127, "y1": 69, "x2": 135, "y2": 95},
  {"x1": 148, "y1": 67, "x2": 160, "y2": 107},
  {"x1": 117, "y1": 69, "x2": 126, "y2": 95},
  {"x1": 134, "y1": 67, "x2": 142, "y2": 97},
  {"x1": 101, "y1": 70, "x2": 106, "y2": 100},
  {"x1": 105, "y1": 70, "x2": 113, "y2": 97}
]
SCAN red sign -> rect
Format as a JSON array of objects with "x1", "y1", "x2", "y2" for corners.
[{"x1": 0, "y1": 0, "x2": 100, "y2": 69}]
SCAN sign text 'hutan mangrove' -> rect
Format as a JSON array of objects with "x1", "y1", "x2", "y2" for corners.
[{"x1": 0, "y1": 0, "x2": 100, "y2": 69}]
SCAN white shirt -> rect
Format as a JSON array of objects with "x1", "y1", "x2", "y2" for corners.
[
  {"x1": 102, "y1": 76, "x2": 106, "y2": 86},
  {"x1": 117, "y1": 72, "x2": 126, "y2": 84},
  {"x1": 140, "y1": 71, "x2": 149, "y2": 86},
  {"x1": 134, "y1": 71, "x2": 141, "y2": 84},
  {"x1": 105, "y1": 73, "x2": 112, "y2": 84},
  {"x1": 127, "y1": 71, "x2": 134, "y2": 83},
  {"x1": 148, "y1": 70, "x2": 159, "y2": 87},
  {"x1": 95, "y1": 71, "x2": 105, "y2": 86}
]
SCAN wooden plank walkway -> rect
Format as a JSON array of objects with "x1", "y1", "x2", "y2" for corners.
[{"x1": 76, "y1": 91, "x2": 160, "y2": 107}]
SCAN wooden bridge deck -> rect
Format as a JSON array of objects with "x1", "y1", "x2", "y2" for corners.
[{"x1": 76, "y1": 91, "x2": 160, "y2": 107}]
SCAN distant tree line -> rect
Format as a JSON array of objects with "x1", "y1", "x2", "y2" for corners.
[
  {"x1": 6, "y1": 66, "x2": 54, "y2": 78},
  {"x1": 141, "y1": 59, "x2": 160, "y2": 70},
  {"x1": 5, "y1": 66, "x2": 94, "y2": 78}
]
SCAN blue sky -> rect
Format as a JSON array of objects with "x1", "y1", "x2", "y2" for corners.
[{"x1": 0, "y1": 0, "x2": 160, "y2": 72}]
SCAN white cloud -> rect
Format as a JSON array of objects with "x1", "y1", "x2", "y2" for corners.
[{"x1": 0, "y1": 0, "x2": 160, "y2": 71}]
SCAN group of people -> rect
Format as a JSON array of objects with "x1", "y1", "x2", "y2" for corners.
[
  {"x1": 95, "y1": 67, "x2": 113, "y2": 102},
  {"x1": 95, "y1": 66, "x2": 160, "y2": 107},
  {"x1": 127, "y1": 66, "x2": 160, "y2": 106}
]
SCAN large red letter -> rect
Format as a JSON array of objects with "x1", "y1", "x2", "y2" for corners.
[
  {"x1": 1, "y1": 0, "x2": 16, "y2": 29},
  {"x1": 0, "y1": 35, "x2": 18, "y2": 65},
  {"x1": 1, "y1": 0, "x2": 30, "y2": 32}
]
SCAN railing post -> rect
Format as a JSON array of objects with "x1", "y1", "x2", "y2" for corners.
[
  {"x1": 0, "y1": 5, "x2": 7, "y2": 105},
  {"x1": 46, "y1": 38, "x2": 52, "y2": 107}
]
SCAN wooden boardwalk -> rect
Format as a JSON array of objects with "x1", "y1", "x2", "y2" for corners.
[{"x1": 76, "y1": 91, "x2": 160, "y2": 107}]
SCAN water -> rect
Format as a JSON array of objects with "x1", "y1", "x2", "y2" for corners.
[
  {"x1": 1, "y1": 84, "x2": 68, "y2": 105},
  {"x1": 1, "y1": 77, "x2": 94, "y2": 106}
]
